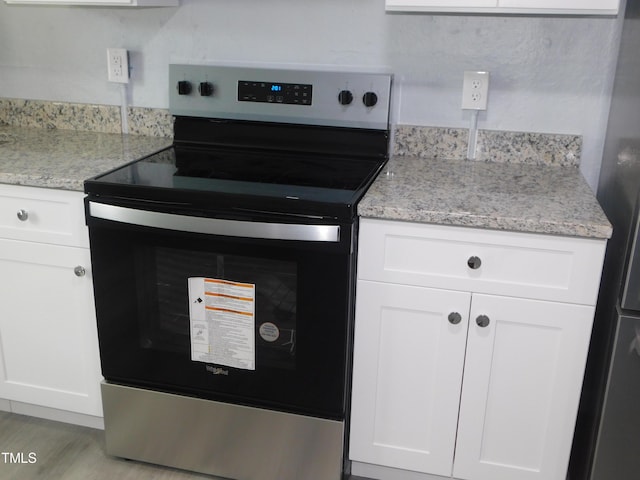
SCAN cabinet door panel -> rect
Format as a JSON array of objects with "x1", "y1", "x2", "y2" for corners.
[
  {"x1": 453, "y1": 294, "x2": 594, "y2": 480},
  {"x1": 386, "y1": 0, "x2": 496, "y2": 8},
  {"x1": 499, "y1": 0, "x2": 618, "y2": 13},
  {"x1": 385, "y1": 0, "x2": 618, "y2": 13},
  {"x1": 0, "y1": 185, "x2": 89, "y2": 247},
  {"x1": 350, "y1": 280, "x2": 471, "y2": 475},
  {"x1": 358, "y1": 218, "x2": 606, "y2": 305},
  {"x1": 4, "y1": 1, "x2": 178, "y2": 5},
  {"x1": 0, "y1": 239, "x2": 102, "y2": 416}
]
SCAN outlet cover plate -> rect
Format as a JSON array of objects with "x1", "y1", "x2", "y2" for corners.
[
  {"x1": 107, "y1": 48, "x2": 129, "y2": 84},
  {"x1": 462, "y1": 71, "x2": 489, "y2": 110}
]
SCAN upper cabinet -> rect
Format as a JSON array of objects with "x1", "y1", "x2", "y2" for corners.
[
  {"x1": 386, "y1": 0, "x2": 619, "y2": 15},
  {"x1": 4, "y1": 0, "x2": 178, "y2": 6}
]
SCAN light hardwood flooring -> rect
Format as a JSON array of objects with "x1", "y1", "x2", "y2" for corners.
[
  {"x1": 0, "y1": 411, "x2": 216, "y2": 480},
  {"x1": 0, "y1": 411, "x2": 370, "y2": 480}
]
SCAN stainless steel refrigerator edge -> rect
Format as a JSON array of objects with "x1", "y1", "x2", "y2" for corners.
[{"x1": 570, "y1": 1, "x2": 640, "y2": 478}]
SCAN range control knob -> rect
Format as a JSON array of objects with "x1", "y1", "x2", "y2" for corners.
[
  {"x1": 199, "y1": 82, "x2": 214, "y2": 97},
  {"x1": 177, "y1": 81, "x2": 192, "y2": 95},
  {"x1": 363, "y1": 91, "x2": 378, "y2": 107},
  {"x1": 338, "y1": 90, "x2": 353, "y2": 106}
]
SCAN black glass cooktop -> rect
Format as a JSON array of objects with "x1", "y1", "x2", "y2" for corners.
[
  {"x1": 86, "y1": 145, "x2": 386, "y2": 218},
  {"x1": 173, "y1": 146, "x2": 376, "y2": 190}
]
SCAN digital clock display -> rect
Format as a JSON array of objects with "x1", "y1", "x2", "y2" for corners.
[{"x1": 238, "y1": 80, "x2": 312, "y2": 106}]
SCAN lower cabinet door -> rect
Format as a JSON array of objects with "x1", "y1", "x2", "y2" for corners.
[
  {"x1": 453, "y1": 293, "x2": 595, "y2": 480},
  {"x1": 349, "y1": 280, "x2": 471, "y2": 476},
  {"x1": 0, "y1": 239, "x2": 103, "y2": 416}
]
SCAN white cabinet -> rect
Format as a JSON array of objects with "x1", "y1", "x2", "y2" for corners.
[
  {"x1": 0, "y1": 184, "x2": 90, "y2": 247},
  {"x1": 385, "y1": 0, "x2": 619, "y2": 15},
  {"x1": 386, "y1": 0, "x2": 495, "y2": 10},
  {"x1": 350, "y1": 219, "x2": 607, "y2": 480},
  {"x1": 5, "y1": 0, "x2": 177, "y2": 6},
  {"x1": 453, "y1": 294, "x2": 594, "y2": 480},
  {"x1": 350, "y1": 281, "x2": 471, "y2": 476},
  {"x1": 498, "y1": 0, "x2": 616, "y2": 11},
  {"x1": 0, "y1": 185, "x2": 102, "y2": 417}
]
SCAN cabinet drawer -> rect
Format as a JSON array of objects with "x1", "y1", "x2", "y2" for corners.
[
  {"x1": 358, "y1": 218, "x2": 606, "y2": 305},
  {"x1": 0, "y1": 185, "x2": 88, "y2": 247}
]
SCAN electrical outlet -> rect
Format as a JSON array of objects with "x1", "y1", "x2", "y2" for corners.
[
  {"x1": 107, "y1": 48, "x2": 129, "y2": 84},
  {"x1": 462, "y1": 71, "x2": 489, "y2": 110}
]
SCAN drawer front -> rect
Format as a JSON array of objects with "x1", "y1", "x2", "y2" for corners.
[
  {"x1": 358, "y1": 218, "x2": 607, "y2": 305},
  {"x1": 0, "y1": 185, "x2": 88, "y2": 247}
]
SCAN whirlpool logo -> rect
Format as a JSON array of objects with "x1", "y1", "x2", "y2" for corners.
[{"x1": 206, "y1": 365, "x2": 229, "y2": 376}]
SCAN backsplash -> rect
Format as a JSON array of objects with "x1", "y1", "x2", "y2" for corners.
[
  {"x1": 0, "y1": 99, "x2": 581, "y2": 167},
  {"x1": 393, "y1": 125, "x2": 581, "y2": 167},
  {"x1": 393, "y1": 126, "x2": 468, "y2": 160},
  {"x1": 0, "y1": 99, "x2": 173, "y2": 138}
]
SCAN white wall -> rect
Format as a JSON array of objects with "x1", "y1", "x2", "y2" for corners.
[{"x1": 0, "y1": 0, "x2": 626, "y2": 188}]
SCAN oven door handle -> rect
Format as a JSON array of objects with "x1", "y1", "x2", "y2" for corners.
[{"x1": 88, "y1": 202, "x2": 341, "y2": 242}]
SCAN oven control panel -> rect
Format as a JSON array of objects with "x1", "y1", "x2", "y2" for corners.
[
  {"x1": 238, "y1": 81, "x2": 313, "y2": 106},
  {"x1": 169, "y1": 64, "x2": 392, "y2": 130}
]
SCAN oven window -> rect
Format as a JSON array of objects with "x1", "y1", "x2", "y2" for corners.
[{"x1": 136, "y1": 246, "x2": 297, "y2": 371}]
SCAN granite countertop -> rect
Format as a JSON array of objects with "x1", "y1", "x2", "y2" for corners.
[
  {"x1": 0, "y1": 126, "x2": 172, "y2": 191},
  {"x1": 0, "y1": 125, "x2": 612, "y2": 239},
  {"x1": 359, "y1": 155, "x2": 612, "y2": 239}
]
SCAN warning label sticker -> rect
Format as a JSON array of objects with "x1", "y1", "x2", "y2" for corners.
[{"x1": 188, "y1": 277, "x2": 256, "y2": 370}]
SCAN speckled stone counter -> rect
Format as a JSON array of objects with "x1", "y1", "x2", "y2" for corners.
[
  {"x1": 0, "y1": 102, "x2": 612, "y2": 239},
  {"x1": 359, "y1": 155, "x2": 612, "y2": 239},
  {"x1": 0, "y1": 126, "x2": 172, "y2": 191}
]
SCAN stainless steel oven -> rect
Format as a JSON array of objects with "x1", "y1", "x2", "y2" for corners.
[{"x1": 84, "y1": 64, "x2": 391, "y2": 480}]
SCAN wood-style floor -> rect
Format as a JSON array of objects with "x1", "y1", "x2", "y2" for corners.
[
  {"x1": 0, "y1": 411, "x2": 371, "y2": 480},
  {"x1": 0, "y1": 411, "x2": 214, "y2": 480}
]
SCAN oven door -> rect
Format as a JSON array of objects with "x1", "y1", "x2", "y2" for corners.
[{"x1": 85, "y1": 198, "x2": 355, "y2": 420}]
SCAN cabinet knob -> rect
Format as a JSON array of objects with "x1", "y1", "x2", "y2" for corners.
[
  {"x1": 476, "y1": 315, "x2": 490, "y2": 328},
  {"x1": 17, "y1": 209, "x2": 29, "y2": 221},
  {"x1": 467, "y1": 256, "x2": 482, "y2": 270},
  {"x1": 448, "y1": 312, "x2": 462, "y2": 325},
  {"x1": 74, "y1": 266, "x2": 86, "y2": 277}
]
